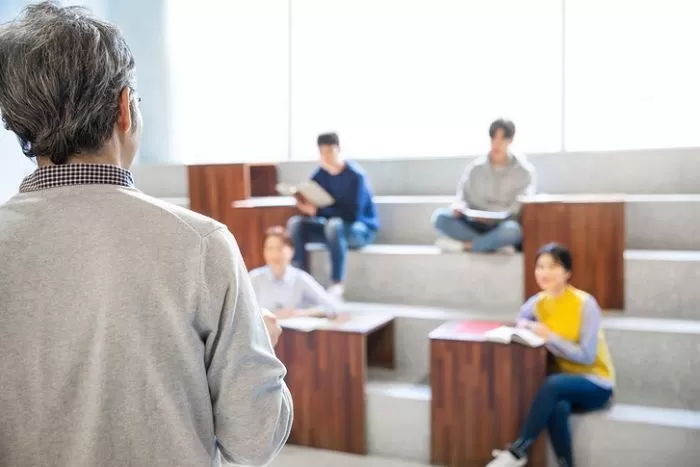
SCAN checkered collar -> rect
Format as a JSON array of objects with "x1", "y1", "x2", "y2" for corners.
[{"x1": 19, "y1": 164, "x2": 135, "y2": 193}]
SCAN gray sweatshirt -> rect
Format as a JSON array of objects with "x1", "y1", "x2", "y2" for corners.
[
  {"x1": 0, "y1": 183, "x2": 292, "y2": 467},
  {"x1": 456, "y1": 154, "x2": 536, "y2": 216}
]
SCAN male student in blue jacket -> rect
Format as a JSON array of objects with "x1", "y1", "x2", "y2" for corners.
[{"x1": 287, "y1": 133, "x2": 379, "y2": 299}]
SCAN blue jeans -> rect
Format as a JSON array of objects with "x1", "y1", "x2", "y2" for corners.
[
  {"x1": 286, "y1": 216, "x2": 376, "y2": 282},
  {"x1": 511, "y1": 373, "x2": 613, "y2": 467},
  {"x1": 431, "y1": 207, "x2": 522, "y2": 252}
]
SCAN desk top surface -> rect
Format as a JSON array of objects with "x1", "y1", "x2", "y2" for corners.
[
  {"x1": 233, "y1": 196, "x2": 295, "y2": 208},
  {"x1": 281, "y1": 313, "x2": 394, "y2": 334},
  {"x1": 430, "y1": 320, "x2": 508, "y2": 342}
]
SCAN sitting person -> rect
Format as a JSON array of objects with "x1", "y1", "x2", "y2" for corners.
[
  {"x1": 250, "y1": 226, "x2": 341, "y2": 319},
  {"x1": 487, "y1": 243, "x2": 615, "y2": 467},
  {"x1": 287, "y1": 132, "x2": 379, "y2": 298},
  {"x1": 431, "y1": 118, "x2": 535, "y2": 253}
]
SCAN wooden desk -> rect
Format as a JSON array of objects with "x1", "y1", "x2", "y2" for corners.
[
  {"x1": 231, "y1": 197, "x2": 297, "y2": 269},
  {"x1": 187, "y1": 163, "x2": 278, "y2": 232},
  {"x1": 430, "y1": 321, "x2": 548, "y2": 467},
  {"x1": 276, "y1": 313, "x2": 395, "y2": 455},
  {"x1": 521, "y1": 194, "x2": 625, "y2": 310}
]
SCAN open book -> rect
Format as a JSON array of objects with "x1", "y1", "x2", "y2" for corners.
[
  {"x1": 483, "y1": 326, "x2": 545, "y2": 348},
  {"x1": 278, "y1": 316, "x2": 333, "y2": 332},
  {"x1": 461, "y1": 208, "x2": 510, "y2": 222},
  {"x1": 276, "y1": 181, "x2": 335, "y2": 208}
]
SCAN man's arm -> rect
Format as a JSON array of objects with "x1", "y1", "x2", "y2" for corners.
[
  {"x1": 201, "y1": 228, "x2": 293, "y2": 466},
  {"x1": 505, "y1": 164, "x2": 536, "y2": 216},
  {"x1": 299, "y1": 270, "x2": 340, "y2": 314}
]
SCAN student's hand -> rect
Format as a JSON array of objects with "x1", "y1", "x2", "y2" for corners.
[
  {"x1": 261, "y1": 308, "x2": 283, "y2": 347},
  {"x1": 451, "y1": 202, "x2": 466, "y2": 217},
  {"x1": 525, "y1": 321, "x2": 552, "y2": 341},
  {"x1": 296, "y1": 200, "x2": 317, "y2": 216},
  {"x1": 275, "y1": 308, "x2": 295, "y2": 319}
]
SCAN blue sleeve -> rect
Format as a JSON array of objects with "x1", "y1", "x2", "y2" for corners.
[
  {"x1": 517, "y1": 294, "x2": 539, "y2": 325},
  {"x1": 546, "y1": 295, "x2": 601, "y2": 365}
]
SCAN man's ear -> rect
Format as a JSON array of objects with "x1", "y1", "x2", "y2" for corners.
[{"x1": 117, "y1": 87, "x2": 133, "y2": 133}]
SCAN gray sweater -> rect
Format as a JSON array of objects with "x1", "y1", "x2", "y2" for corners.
[
  {"x1": 456, "y1": 154, "x2": 536, "y2": 215},
  {"x1": 0, "y1": 184, "x2": 293, "y2": 467}
]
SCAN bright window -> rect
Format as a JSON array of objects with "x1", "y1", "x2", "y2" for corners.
[
  {"x1": 289, "y1": 0, "x2": 563, "y2": 160},
  {"x1": 166, "y1": 0, "x2": 289, "y2": 164},
  {"x1": 564, "y1": 0, "x2": 700, "y2": 151}
]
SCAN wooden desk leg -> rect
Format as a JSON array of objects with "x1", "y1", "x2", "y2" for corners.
[
  {"x1": 431, "y1": 340, "x2": 547, "y2": 467},
  {"x1": 367, "y1": 321, "x2": 395, "y2": 369},
  {"x1": 276, "y1": 330, "x2": 367, "y2": 455}
]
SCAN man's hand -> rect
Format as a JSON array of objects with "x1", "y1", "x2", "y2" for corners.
[
  {"x1": 261, "y1": 308, "x2": 283, "y2": 347},
  {"x1": 296, "y1": 200, "x2": 317, "y2": 216},
  {"x1": 451, "y1": 202, "x2": 466, "y2": 217}
]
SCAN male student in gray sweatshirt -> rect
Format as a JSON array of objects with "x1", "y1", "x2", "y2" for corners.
[
  {"x1": 0, "y1": 3, "x2": 292, "y2": 466},
  {"x1": 431, "y1": 119, "x2": 536, "y2": 252}
]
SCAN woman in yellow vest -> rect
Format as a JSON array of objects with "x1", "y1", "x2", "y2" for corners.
[{"x1": 488, "y1": 243, "x2": 615, "y2": 467}]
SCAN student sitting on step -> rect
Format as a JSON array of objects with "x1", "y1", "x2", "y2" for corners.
[
  {"x1": 431, "y1": 119, "x2": 535, "y2": 253},
  {"x1": 488, "y1": 243, "x2": 615, "y2": 467},
  {"x1": 250, "y1": 226, "x2": 341, "y2": 319},
  {"x1": 287, "y1": 132, "x2": 379, "y2": 299}
]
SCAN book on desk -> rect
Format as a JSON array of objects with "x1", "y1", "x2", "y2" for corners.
[
  {"x1": 276, "y1": 181, "x2": 335, "y2": 208},
  {"x1": 455, "y1": 320, "x2": 545, "y2": 348}
]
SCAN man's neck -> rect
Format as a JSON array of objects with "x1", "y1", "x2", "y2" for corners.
[
  {"x1": 322, "y1": 160, "x2": 346, "y2": 175},
  {"x1": 489, "y1": 151, "x2": 510, "y2": 168}
]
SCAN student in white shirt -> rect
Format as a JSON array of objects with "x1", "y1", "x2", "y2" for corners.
[{"x1": 250, "y1": 226, "x2": 340, "y2": 319}]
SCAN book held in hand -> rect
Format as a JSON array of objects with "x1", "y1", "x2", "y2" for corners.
[
  {"x1": 483, "y1": 326, "x2": 545, "y2": 348},
  {"x1": 461, "y1": 208, "x2": 510, "y2": 221},
  {"x1": 276, "y1": 181, "x2": 335, "y2": 208}
]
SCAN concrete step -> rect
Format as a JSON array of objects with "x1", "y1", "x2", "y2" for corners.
[
  {"x1": 162, "y1": 194, "x2": 700, "y2": 250},
  {"x1": 133, "y1": 149, "x2": 700, "y2": 199},
  {"x1": 267, "y1": 445, "x2": 429, "y2": 467},
  {"x1": 309, "y1": 245, "x2": 700, "y2": 320},
  {"x1": 344, "y1": 302, "x2": 700, "y2": 411},
  {"x1": 365, "y1": 369, "x2": 700, "y2": 466}
]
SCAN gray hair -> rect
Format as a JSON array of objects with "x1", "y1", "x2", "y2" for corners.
[{"x1": 0, "y1": 1, "x2": 137, "y2": 165}]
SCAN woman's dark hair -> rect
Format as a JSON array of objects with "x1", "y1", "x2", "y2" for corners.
[
  {"x1": 317, "y1": 132, "x2": 340, "y2": 147},
  {"x1": 488, "y1": 118, "x2": 516, "y2": 140},
  {"x1": 263, "y1": 226, "x2": 294, "y2": 248},
  {"x1": 536, "y1": 243, "x2": 572, "y2": 272}
]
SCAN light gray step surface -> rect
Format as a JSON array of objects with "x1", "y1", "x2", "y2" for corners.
[
  {"x1": 275, "y1": 148, "x2": 700, "y2": 196},
  {"x1": 364, "y1": 370, "x2": 700, "y2": 466},
  {"x1": 345, "y1": 302, "x2": 700, "y2": 411},
  {"x1": 136, "y1": 148, "x2": 700, "y2": 204},
  {"x1": 310, "y1": 245, "x2": 700, "y2": 320},
  {"x1": 266, "y1": 445, "x2": 430, "y2": 467},
  {"x1": 159, "y1": 194, "x2": 700, "y2": 250}
]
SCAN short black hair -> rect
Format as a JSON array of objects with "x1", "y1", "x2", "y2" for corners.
[
  {"x1": 317, "y1": 132, "x2": 340, "y2": 147},
  {"x1": 536, "y1": 243, "x2": 573, "y2": 272},
  {"x1": 489, "y1": 119, "x2": 516, "y2": 140}
]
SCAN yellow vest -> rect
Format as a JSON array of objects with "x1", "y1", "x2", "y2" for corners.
[{"x1": 534, "y1": 286, "x2": 615, "y2": 385}]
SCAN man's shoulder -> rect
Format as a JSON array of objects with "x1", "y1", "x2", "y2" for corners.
[
  {"x1": 466, "y1": 156, "x2": 491, "y2": 172},
  {"x1": 123, "y1": 190, "x2": 225, "y2": 238},
  {"x1": 510, "y1": 153, "x2": 535, "y2": 174},
  {"x1": 344, "y1": 160, "x2": 367, "y2": 176}
]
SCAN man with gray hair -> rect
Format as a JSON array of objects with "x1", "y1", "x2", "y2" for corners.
[{"x1": 0, "y1": 2, "x2": 292, "y2": 466}]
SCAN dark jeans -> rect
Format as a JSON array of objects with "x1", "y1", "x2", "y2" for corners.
[
  {"x1": 512, "y1": 373, "x2": 612, "y2": 467},
  {"x1": 286, "y1": 215, "x2": 375, "y2": 282}
]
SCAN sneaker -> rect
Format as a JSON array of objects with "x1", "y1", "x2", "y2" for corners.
[
  {"x1": 435, "y1": 236, "x2": 465, "y2": 253},
  {"x1": 486, "y1": 449, "x2": 527, "y2": 467},
  {"x1": 327, "y1": 283, "x2": 345, "y2": 300}
]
